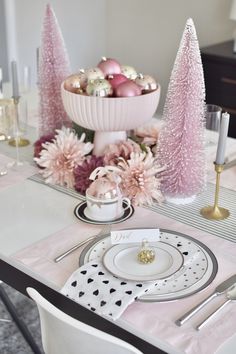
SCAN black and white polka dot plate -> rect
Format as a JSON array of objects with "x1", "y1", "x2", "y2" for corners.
[
  {"x1": 79, "y1": 228, "x2": 218, "y2": 302},
  {"x1": 74, "y1": 200, "x2": 134, "y2": 225}
]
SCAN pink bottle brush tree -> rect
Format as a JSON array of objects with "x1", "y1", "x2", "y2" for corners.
[
  {"x1": 157, "y1": 18, "x2": 206, "y2": 204},
  {"x1": 38, "y1": 4, "x2": 72, "y2": 136}
]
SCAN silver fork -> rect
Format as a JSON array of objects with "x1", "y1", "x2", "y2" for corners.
[{"x1": 54, "y1": 224, "x2": 111, "y2": 263}]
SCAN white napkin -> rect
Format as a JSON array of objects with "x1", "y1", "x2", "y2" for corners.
[{"x1": 61, "y1": 261, "x2": 158, "y2": 320}]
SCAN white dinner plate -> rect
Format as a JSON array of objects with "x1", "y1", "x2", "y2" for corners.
[
  {"x1": 79, "y1": 229, "x2": 218, "y2": 302},
  {"x1": 102, "y1": 243, "x2": 183, "y2": 282}
]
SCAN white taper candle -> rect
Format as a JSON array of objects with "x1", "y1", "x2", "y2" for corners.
[
  {"x1": 11, "y1": 61, "x2": 19, "y2": 98},
  {"x1": 215, "y1": 112, "x2": 230, "y2": 165}
]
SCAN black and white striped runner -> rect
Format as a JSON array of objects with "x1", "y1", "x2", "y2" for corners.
[{"x1": 29, "y1": 174, "x2": 236, "y2": 243}]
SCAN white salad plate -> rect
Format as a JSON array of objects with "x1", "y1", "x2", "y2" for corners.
[
  {"x1": 103, "y1": 243, "x2": 183, "y2": 282},
  {"x1": 79, "y1": 229, "x2": 218, "y2": 302}
]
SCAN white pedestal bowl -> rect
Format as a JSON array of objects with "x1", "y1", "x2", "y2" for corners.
[{"x1": 61, "y1": 83, "x2": 160, "y2": 156}]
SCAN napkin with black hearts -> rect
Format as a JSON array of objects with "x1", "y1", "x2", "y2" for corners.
[{"x1": 61, "y1": 261, "x2": 158, "y2": 320}]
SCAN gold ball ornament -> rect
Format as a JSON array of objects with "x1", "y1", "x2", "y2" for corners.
[
  {"x1": 86, "y1": 79, "x2": 113, "y2": 97},
  {"x1": 135, "y1": 74, "x2": 157, "y2": 93},
  {"x1": 137, "y1": 240, "x2": 155, "y2": 264},
  {"x1": 64, "y1": 73, "x2": 87, "y2": 94}
]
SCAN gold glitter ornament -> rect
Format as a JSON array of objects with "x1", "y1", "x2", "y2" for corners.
[
  {"x1": 137, "y1": 239, "x2": 155, "y2": 264},
  {"x1": 64, "y1": 73, "x2": 86, "y2": 94}
]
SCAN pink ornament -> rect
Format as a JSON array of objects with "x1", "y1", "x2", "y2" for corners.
[
  {"x1": 108, "y1": 74, "x2": 128, "y2": 91},
  {"x1": 97, "y1": 57, "x2": 121, "y2": 77},
  {"x1": 115, "y1": 80, "x2": 142, "y2": 97}
]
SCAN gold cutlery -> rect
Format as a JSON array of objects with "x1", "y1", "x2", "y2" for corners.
[
  {"x1": 196, "y1": 288, "x2": 236, "y2": 330},
  {"x1": 54, "y1": 224, "x2": 111, "y2": 263},
  {"x1": 175, "y1": 274, "x2": 236, "y2": 326}
]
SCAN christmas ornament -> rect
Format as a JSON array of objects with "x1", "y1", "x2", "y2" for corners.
[
  {"x1": 97, "y1": 57, "x2": 121, "y2": 77},
  {"x1": 121, "y1": 65, "x2": 137, "y2": 80},
  {"x1": 64, "y1": 73, "x2": 87, "y2": 93},
  {"x1": 86, "y1": 79, "x2": 113, "y2": 97},
  {"x1": 38, "y1": 4, "x2": 72, "y2": 136},
  {"x1": 115, "y1": 80, "x2": 142, "y2": 97},
  {"x1": 135, "y1": 74, "x2": 157, "y2": 93},
  {"x1": 108, "y1": 74, "x2": 128, "y2": 91},
  {"x1": 137, "y1": 240, "x2": 155, "y2": 264},
  {"x1": 157, "y1": 18, "x2": 206, "y2": 204},
  {"x1": 82, "y1": 67, "x2": 104, "y2": 82}
]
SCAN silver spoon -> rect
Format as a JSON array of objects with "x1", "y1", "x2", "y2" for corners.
[{"x1": 196, "y1": 289, "x2": 236, "y2": 330}]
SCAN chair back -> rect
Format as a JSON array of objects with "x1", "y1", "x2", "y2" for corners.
[{"x1": 27, "y1": 287, "x2": 143, "y2": 354}]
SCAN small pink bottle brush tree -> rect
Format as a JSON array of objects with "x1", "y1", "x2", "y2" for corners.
[
  {"x1": 38, "y1": 4, "x2": 72, "y2": 136},
  {"x1": 157, "y1": 18, "x2": 206, "y2": 203}
]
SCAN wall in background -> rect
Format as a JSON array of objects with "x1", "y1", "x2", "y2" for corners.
[
  {"x1": 1, "y1": 0, "x2": 235, "y2": 114},
  {"x1": 6, "y1": 0, "x2": 106, "y2": 86},
  {"x1": 107, "y1": 0, "x2": 235, "y2": 113},
  {"x1": 0, "y1": 0, "x2": 9, "y2": 80}
]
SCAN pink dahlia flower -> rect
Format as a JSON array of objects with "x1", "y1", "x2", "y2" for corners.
[
  {"x1": 118, "y1": 148, "x2": 165, "y2": 206},
  {"x1": 134, "y1": 119, "x2": 162, "y2": 146},
  {"x1": 104, "y1": 139, "x2": 141, "y2": 166},
  {"x1": 34, "y1": 128, "x2": 93, "y2": 188}
]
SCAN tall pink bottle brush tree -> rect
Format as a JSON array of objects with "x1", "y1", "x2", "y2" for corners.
[
  {"x1": 157, "y1": 18, "x2": 206, "y2": 203},
  {"x1": 38, "y1": 4, "x2": 72, "y2": 136}
]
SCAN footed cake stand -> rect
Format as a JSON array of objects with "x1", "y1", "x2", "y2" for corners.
[{"x1": 61, "y1": 84, "x2": 160, "y2": 156}]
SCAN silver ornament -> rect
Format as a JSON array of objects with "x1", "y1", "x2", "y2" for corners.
[{"x1": 86, "y1": 79, "x2": 113, "y2": 97}]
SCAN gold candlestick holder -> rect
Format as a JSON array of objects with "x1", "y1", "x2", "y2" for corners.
[
  {"x1": 200, "y1": 162, "x2": 230, "y2": 220},
  {"x1": 8, "y1": 97, "x2": 30, "y2": 147}
]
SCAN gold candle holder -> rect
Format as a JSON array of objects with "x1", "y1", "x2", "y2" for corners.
[
  {"x1": 8, "y1": 97, "x2": 30, "y2": 147},
  {"x1": 200, "y1": 162, "x2": 230, "y2": 220}
]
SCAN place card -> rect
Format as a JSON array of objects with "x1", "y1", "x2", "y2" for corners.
[{"x1": 111, "y1": 229, "x2": 160, "y2": 244}]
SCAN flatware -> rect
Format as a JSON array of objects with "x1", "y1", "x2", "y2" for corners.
[
  {"x1": 54, "y1": 224, "x2": 111, "y2": 263},
  {"x1": 175, "y1": 274, "x2": 236, "y2": 326},
  {"x1": 196, "y1": 288, "x2": 236, "y2": 330}
]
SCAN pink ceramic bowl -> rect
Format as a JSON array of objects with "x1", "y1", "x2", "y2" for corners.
[{"x1": 61, "y1": 84, "x2": 160, "y2": 131}]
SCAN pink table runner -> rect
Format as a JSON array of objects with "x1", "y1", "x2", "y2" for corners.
[
  {"x1": 0, "y1": 153, "x2": 37, "y2": 191},
  {"x1": 12, "y1": 204, "x2": 236, "y2": 354}
]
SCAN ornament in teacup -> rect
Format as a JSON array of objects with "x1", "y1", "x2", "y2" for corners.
[{"x1": 85, "y1": 166, "x2": 131, "y2": 221}]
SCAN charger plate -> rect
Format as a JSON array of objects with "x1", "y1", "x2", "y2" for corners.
[{"x1": 79, "y1": 229, "x2": 218, "y2": 302}]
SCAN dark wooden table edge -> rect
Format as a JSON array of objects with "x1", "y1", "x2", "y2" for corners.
[{"x1": 0, "y1": 259, "x2": 166, "y2": 354}]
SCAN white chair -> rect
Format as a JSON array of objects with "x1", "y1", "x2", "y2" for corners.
[{"x1": 27, "y1": 287, "x2": 143, "y2": 354}]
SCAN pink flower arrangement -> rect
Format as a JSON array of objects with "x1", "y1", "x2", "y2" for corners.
[
  {"x1": 103, "y1": 139, "x2": 141, "y2": 165},
  {"x1": 34, "y1": 128, "x2": 93, "y2": 188},
  {"x1": 34, "y1": 127, "x2": 165, "y2": 207},
  {"x1": 118, "y1": 148, "x2": 165, "y2": 206}
]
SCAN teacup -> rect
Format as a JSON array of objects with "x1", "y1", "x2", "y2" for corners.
[{"x1": 85, "y1": 192, "x2": 131, "y2": 221}]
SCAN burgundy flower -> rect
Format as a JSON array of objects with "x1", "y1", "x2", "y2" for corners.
[
  {"x1": 34, "y1": 134, "x2": 55, "y2": 158},
  {"x1": 74, "y1": 155, "x2": 104, "y2": 195}
]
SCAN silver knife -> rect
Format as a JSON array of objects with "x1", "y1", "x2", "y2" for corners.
[{"x1": 175, "y1": 274, "x2": 236, "y2": 326}]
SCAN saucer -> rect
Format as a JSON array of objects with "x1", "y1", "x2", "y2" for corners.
[{"x1": 74, "y1": 200, "x2": 134, "y2": 225}]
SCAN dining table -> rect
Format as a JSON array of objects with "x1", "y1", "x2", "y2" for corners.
[{"x1": 0, "y1": 101, "x2": 236, "y2": 354}]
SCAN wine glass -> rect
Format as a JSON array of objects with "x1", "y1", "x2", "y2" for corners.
[{"x1": 205, "y1": 104, "x2": 222, "y2": 147}]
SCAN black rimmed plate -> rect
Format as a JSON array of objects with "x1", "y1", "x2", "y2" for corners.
[{"x1": 74, "y1": 200, "x2": 134, "y2": 225}]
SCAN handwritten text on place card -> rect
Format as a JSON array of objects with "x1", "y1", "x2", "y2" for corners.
[{"x1": 111, "y1": 229, "x2": 160, "y2": 244}]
